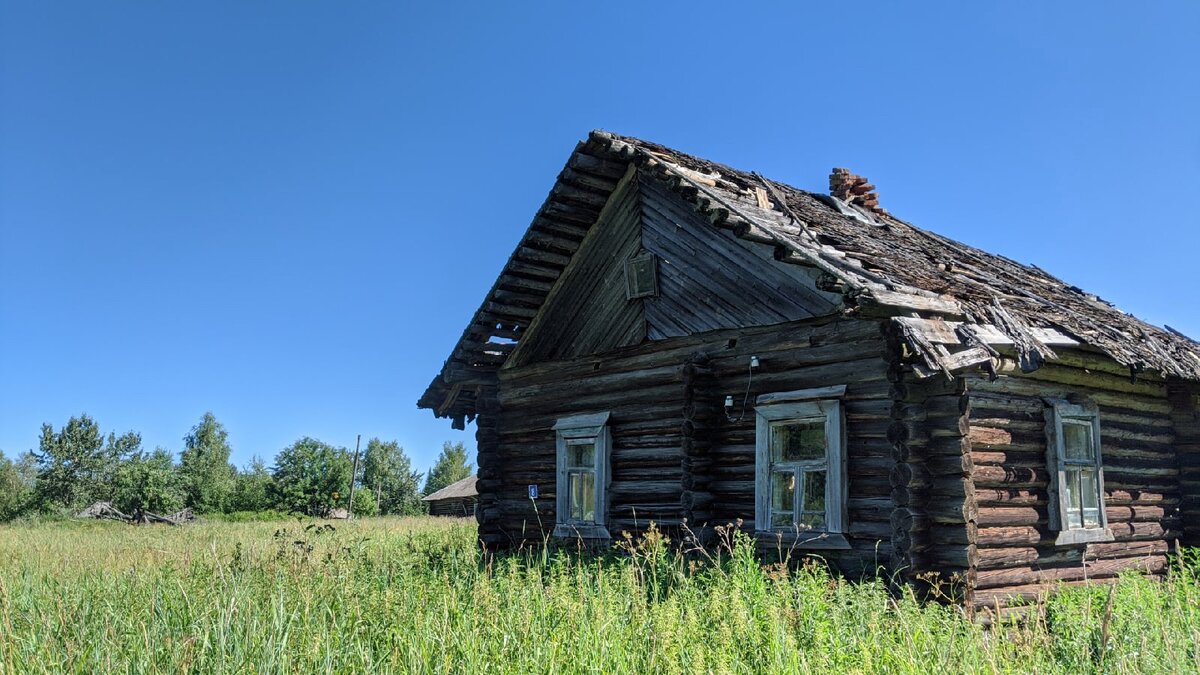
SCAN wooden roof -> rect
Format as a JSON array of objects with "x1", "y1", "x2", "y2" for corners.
[
  {"x1": 422, "y1": 475, "x2": 478, "y2": 502},
  {"x1": 420, "y1": 131, "x2": 1200, "y2": 426}
]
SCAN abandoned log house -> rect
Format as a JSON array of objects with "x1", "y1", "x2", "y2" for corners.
[
  {"x1": 423, "y1": 475, "x2": 479, "y2": 517},
  {"x1": 418, "y1": 131, "x2": 1200, "y2": 614}
]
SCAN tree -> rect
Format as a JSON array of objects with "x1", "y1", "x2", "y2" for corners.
[
  {"x1": 33, "y1": 415, "x2": 136, "y2": 512},
  {"x1": 270, "y1": 438, "x2": 352, "y2": 516},
  {"x1": 14, "y1": 451, "x2": 38, "y2": 488},
  {"x1": 350, "y1": 487, "x2": 378, "y2": 517},
  {"x1": 423, "y1": 441, "x2": 473, "y2": 495},
  {"x1": 361, "y1": 438, "x2": 424, "y2": 515},
  {"x1": 230, "y1": 456, "x2": 275, "y2": 512},
  {"x1": 0, "y1": 452, "x2": 31, "y2": 521},
  {"x1": 112, "y1": 448, "x2": 184, "y2": 515},
  {"x1": 179, "y1": 412, "x2": 235, "y2": 513}
]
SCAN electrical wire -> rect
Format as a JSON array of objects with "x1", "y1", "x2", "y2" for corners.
[{"x1": 725, "y1": 360, "x2": 755, "y2": 424}]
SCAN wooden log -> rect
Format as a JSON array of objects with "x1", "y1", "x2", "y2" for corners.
[
  {"x1": 976, "y1": 525, "x2": 1043, "y2": 548},
  {"x1": 930, "y1": 522, "x2": 975, "y2": 546},
  {"x1": 928, "y1": 476, "x2": 971, "y2": 499},
  {"x1": 891, "y1": 486, "x2": 924, "y2": 507},
  {"x1": 926, "y1": 544, "x2": 974, "y2": 569},
  {"x1": 976, "y1": 506, "x2": 1042, "y2": 528},
  {"x1": 927, "y1": 500, "x2": 976, "y2": 524},
  {"x1": 890, "y1": 463, "x2": 931, "y2": 489},
  {"x1": 1104, "y1": 505, "x2": 1166, "y2": 522},
  {"x1": 890, "y1": 507, "x2": 926, "y2": 533},
  {"x1": 848, "y1": 520, "x2": 893, "y2": 540},
  {"x1": 927, "y1": 453, "x2": 973, "y2": 476},
  {"x1": 1108, "y1": 521, "x2": 1177, "y2": 541},
  {"x1": 975, "y1": 555, "x2": 1167, "y2": 591},
  {"x1": 973, "y1": 465, "x2": 1048, "y2": 488},
  {"x1": 928, "y1": 436, "x2": 970, "y2": 457},
  {"x1": 975, "y1": 488, "x2": 1044, "y2": 506},
  {"x1": 966, "y1": 374, "x2": 1171, "y2": 415}
]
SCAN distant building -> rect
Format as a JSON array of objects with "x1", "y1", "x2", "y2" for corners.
[{"x1": 423, "y1": 476, "x2": 478, "y2": 517}]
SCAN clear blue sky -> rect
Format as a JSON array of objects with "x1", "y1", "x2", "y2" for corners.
[{"x1": 2, "y1": 2, "x2": 1198, "y2": 474}]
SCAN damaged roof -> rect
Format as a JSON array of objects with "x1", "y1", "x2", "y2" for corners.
[{"x1": 420, "y1": 131, "x2": 1200, "y2": 426}]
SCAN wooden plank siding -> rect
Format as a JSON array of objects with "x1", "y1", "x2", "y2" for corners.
[
  {"x1": 509, "y1": 166, "x2": 646, "y2": 366},
  {"x1": 639, "y1": 174, "x2": 841, "y2": 339},
  {"x1": 963, "y1": 356, "x2": 1179, "y2": 614}
]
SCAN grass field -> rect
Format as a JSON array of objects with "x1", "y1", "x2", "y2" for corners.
[{"x1": 1, "y1": 517, "x2": 1199, "y2": 674}]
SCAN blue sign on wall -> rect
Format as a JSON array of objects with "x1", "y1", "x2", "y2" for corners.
[{"x1": 527, "y1": 484, "x2": 538, "y2": 500}]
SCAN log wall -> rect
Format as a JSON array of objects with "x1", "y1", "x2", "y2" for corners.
[
  {"x1": 429, "y1": 497, "x2": 478, "y2": 517},
  {"x1": 705, "y1": 318, "x2": 895, "y2": 577},
  {"x1": 964, "y1": 352, "x2": 1178, "y2": 614},
  {"x1": 491, "y1": 337, "x2": 696, "y2": 545},
  {"x1": 885, "y1": 325, "x2": 977, "y2": 604},
  {"x1": 680, "y1": 352, "x2": 717, "y2": 531},
  {"x1": 484, "y1": 316, "x2": 895, "y2": 579},
  {"x1": 1168, "y1": 379, "x2": 1200, "y2": 546},
  {"x1": 475, "y1": 385, "x2": 504, "y2": 548}
]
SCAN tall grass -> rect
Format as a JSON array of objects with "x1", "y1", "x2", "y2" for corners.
[{"x1": 1, "y1": 518, "x2": 1198, "y2": 674}]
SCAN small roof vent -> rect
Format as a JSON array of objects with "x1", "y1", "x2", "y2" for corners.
[{"x1": 830, "y1": 168, "x2": 887, "y2": 217}]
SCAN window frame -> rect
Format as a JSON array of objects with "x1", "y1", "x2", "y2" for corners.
[
  {"x1": 1044, "y1": 399, "x2": 1113, "y2": 546},
  {"x1": 553, "y1": 412, "x2": 612, "y2": 540},
  {"x1": 623, "y1": 251, "x2": 659, "y2": 300},
  {"x1": 754, "y1": 385, "x2": 850, "y2": 549}
]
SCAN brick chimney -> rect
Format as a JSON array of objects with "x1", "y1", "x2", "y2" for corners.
[{"x1": 830, "y1": 168, "x2": 886, "y2": 216}]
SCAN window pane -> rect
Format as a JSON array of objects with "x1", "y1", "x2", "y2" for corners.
[
  {"x1": 1063, "y1": 421, "x2": 1093, "y2": 461},
  {"x1": 802, "y1": 470, "x2": 826, "y2": 514},
  {"x1": 568, "y1": 442, "x2": 595, "y2": 468},
  {"x1": 1080, "y1": 468, "x2": 1102, "y2": 528},
  {"x1": 580, "y1": 473, "x2": 595, "y2": 522},
  {"x1": 1064, "y1": 468, "x2": 1083, "y2": 529},
  {"x1": 799, "y1": 512, "x2": 825, "y2": 529},
  {"x1": 569, "y1": 471, "x2": 595, "y2": 522},
  {"x1": 771, "y1": 470, "x2": 795, "y2": 515},
  {"x1": 772, "y1": 420, "x2": 826, "y2": 462},
  {"x1": 635, "y1": 257, "x2": 655, "y2": 293},
  {"x1": 771, "y1": 512, "x2": 793, "y2": 527},
  {"x1": 568, "y1": 471, "x2": 581, "y2": 521}
]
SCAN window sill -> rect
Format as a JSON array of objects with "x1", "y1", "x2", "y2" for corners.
[
  {"x1": 1054, "y1": 528, "x2": 1114, "y2": 546},
  {"x1": 553, "y1": 523, "x2": 612, "y2": 541},
  {"x1": 756, "y1": 530, "x2": 851, "y2": 550}
]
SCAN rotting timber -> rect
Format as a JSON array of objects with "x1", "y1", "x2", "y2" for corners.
[{"x1": 419, "y1": 131, "x2": 1200, "y2": 620}]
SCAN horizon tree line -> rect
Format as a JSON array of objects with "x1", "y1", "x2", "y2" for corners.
[{"x1": 0, "y1": 412, "x2": 473, "y2": 522}]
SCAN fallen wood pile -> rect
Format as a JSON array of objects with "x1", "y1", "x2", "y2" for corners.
[{"x1": 75, "y1": 501, "x2": 196, "y2": 525}]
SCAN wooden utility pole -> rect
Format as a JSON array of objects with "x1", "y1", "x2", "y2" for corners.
[{"x1": 347, "y1": 434, "x2": 362, "y2": 518}]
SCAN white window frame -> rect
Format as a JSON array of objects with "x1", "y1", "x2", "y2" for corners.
[
  {"x1": 553, "y1": 412, "x2": 612, "y2": 540},
  {"x1": 754, "y1": 385, "x2": 850, "y2": 549},
  {"x1": 1044, "y1": 399, "x2": 1113, "y2": 546}
]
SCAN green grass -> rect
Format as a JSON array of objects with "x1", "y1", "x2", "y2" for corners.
[{"x1": 1, "y1": 518, "x2": 1199, "y2": 674}]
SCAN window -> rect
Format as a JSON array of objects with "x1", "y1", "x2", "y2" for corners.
[
  {"x1": 624, "y1": 251, "x2": 658, "y2": 299},
  {"x1": 1045, "y1": 399, "x2": 1112, "y2": 545},
  {"x1": 755, "y1": 385, "x2": 849, "y2": 549},
  {"x1": 553, "y1": 412, "x2": 611, "y2": 539}
]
